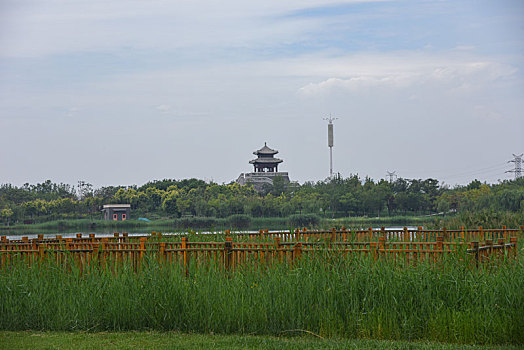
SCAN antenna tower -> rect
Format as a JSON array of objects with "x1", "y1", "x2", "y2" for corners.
[
  {"x1": 323, "y1": 115, "x2": 338, "y2": 179},
  {"x1": 506, "y1": 153, "x2": 523, "y2": 179},
  {"x1": 386, "y1": 171, "x2": 397, "y2": 183}
]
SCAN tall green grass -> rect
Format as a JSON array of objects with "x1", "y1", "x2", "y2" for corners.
[
  {"x1": 431, "y1": 210, "x2": 524, "y2": 230},
  {"x1": 0, "y1": 253, "x2": 522, "y2": 345}
]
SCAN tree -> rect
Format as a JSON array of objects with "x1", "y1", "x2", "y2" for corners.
[
  {"x1": 77, "y1": 181, "x2": 93, "y2": 201},
  {"x1": 0, "y1": 208, "x2": 13, "y2": 226}
]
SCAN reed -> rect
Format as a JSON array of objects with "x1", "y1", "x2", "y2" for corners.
[{"x1": 0, "y1": 251, "x2": 522, "y2": 345}]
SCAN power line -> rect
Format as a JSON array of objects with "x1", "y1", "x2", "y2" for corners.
[{"x1": 433, "y1": 162, "x2": 508, "y2": 178}]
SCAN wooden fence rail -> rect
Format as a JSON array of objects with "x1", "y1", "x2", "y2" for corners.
[
  {"x1": 1, "y1": 226, "x2": 521, "y2": 246},
  {"x1": 0, "y1": 235, "x2": 518, "y2": 272}
]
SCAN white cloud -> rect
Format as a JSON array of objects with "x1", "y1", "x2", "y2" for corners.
[
  {"x1": 296, "y1": 53, "x2": 518, "y2": 96},
  {"x1": 66, "y1": 106, "x2": 79, "y2": 117},
  {"x1": 0, "y1": 0, "x2": 383, "y2": 58},
  {"x1": 155, "y1": 104, "x2": 171, "y2": 113}
]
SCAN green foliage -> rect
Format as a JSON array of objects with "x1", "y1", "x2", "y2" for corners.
[
  {"x1": 1, "y1": 177, "x2": 523, "y2": 227},
  {"x1": 433, "y1": 210, "x2": 524, "y2": 230},
  {"x1": 227, "y1": 214, "x2": 252, "y2": 229},
  {"x1": 287, "y1": 214, "x2": 320, "y2": 228},
  {"x1": 0, "y1": 254, "x2": 522, "y2": 345},
  {"x1": 174, "y1": 216, "x2": 219, "y2": 229}
]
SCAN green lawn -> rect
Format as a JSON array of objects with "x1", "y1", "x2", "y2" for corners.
[{"x1": 0, "y1": 332, "x2": 520, "y2": 350}]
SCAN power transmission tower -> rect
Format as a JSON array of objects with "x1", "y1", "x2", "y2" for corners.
[
  {"x1": 386, "y1": 171, "x2": 397, "y2": 183},
  {"x1": 323, "y1": 115, "x2": 338, "y2": 179},
  {"x1": 506, "y1": 153, "x2": 523, "y2": 179}
]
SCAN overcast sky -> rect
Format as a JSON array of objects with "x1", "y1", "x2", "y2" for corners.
[{"x1": 1, "y1": 0, "x2": 523, "y2": 188}]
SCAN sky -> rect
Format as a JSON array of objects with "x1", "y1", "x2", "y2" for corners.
[{"x1": 1, "y1": 0, "x2": 523, "y2": 189}]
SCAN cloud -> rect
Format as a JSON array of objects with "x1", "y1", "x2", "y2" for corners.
[
  {"x1": 155, "y1": 104, "x2": 171, "y2": 113},
  {"x1": 0, "y1": 0, "x2": 382, "y2": 58},
  {"x1": 66, "y1": 106, "x2": 79, "y2": 117},
  {"x1": 296, "y1": 52, "x2": 518, "y2": 97}
]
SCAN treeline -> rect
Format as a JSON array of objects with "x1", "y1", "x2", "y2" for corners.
[{"x1": 1, "y1": 176, "x2": 523, "y2": 225}]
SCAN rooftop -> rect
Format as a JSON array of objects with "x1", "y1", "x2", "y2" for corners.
[
  {"x1": 102, "y1": 204, "x2": 131, "y2": 209},
  {"x1": 249, "y1": 157, "x2": 283, "y2": 164},
  {"x1": 253, "y1": 142, "x2": 278, "y2": 156}
]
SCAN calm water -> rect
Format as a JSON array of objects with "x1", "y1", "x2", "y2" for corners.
[{"x1": 1, "y1": 227, "x2": 417, "y2": 241}]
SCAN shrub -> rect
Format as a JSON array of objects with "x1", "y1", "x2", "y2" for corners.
[
  {"x1": 174, "y1": 216, "x2": 218, "y2": 229},
  {"x1": 287, "y1": 213, "x2": 320, "y2": 228},
  {"x1": 227, "y1": 214, "x2": 251, "y2": 229}
]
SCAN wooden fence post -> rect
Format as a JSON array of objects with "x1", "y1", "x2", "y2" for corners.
[
  {"x1": 100, "y1": 238, "x2": 106, "y2": 268},
  {"x1": 437, "y1": 236, "x2": 443, "y2": 250},
  {"x1": 510, "y1": 237, "x2": 517, "y2": 260},
  {"x1": 139, "y1": 237, "x2": 147, "y2": 270},
  {"x1": 378, "y1": 236, "x2": 385, "y2": 260},
  {"x1": 38, "y1": 243, "x2": 45, "y2": 262},
  {"x1": 92, "y1": 243, "x2": 99, "y2": 266},
  {"x1": 472, "y1": 241, "x2": 479, "y2": 267},
  {"x1": 274, "y1": 237, "x2": 281, "y2": 263},
  {"x1": 293, "y1": 243, "x2": 302, "y2": 263},
  {"x1": 486, "y1": 239, "x2": 493, "y2": 263},
  {"x1": 437, "y1": 236, "x2": 444, "y2": 263},
  {"x1": 224, "y1": 237, "x2": 233, "y2": 271},
  {"x1": 403, "y1": 227, "x2": 408, "y2": 242},
  {"x1": 479, "y1": 226, "x2": 484, "y2": 241},
  {"x1": 159, "y1": 242, "x2": 165, "y2": 264},
  {"x1": 181, "y1": 237, "x2": 188, "y2": 277},
  {"x1": 370, "y1": 242, "x2": 378, "y2": 262},
  {"x1": 497, "y1": 238, "x2": 505, "y2": 262}
]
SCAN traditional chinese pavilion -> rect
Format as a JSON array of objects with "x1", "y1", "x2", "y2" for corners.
[
  {"x1": 236, "y1": 143, "x2": 290, "y2": 191},
  {"x1": 249, "y1": 142, "x2": 283, "y2": 173}
]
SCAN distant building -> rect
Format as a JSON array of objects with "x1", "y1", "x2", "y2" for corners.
[
  {"x1": 236, "y1": 143, "x2": 290, "y2": 191},
  {"x1": 102, "y1": 204, "x2": 131, "y2": 221}
]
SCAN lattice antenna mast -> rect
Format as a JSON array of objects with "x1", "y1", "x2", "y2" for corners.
[
  {"x1": 506, "y1": 153, "x2": 523, "y2": 179},
  {"x1": 323, "y1": 115, "x2": 338, "y2": 179},
  {"x1": 386, "y1": 171, "x2": 397, "y2": 183}
]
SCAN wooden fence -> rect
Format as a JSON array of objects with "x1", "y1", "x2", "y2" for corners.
[
  {"x1": 0, "y1": 234, "x2": 518, "y2": 272},
  {"x1": 1, "y1": 226, "x2": 521, "y2": 245}
]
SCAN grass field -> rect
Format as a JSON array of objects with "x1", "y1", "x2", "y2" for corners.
[{"x1": 1, "y1": 332, "x2": 521, "y2": 350}]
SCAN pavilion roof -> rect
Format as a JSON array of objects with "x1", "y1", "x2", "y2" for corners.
[
  {"x1": 253, "y1": 142, "x2": 278, "y2": 155},
  {"x1": 249, "y1": 157, "x2": 283, "y2": 164}
]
